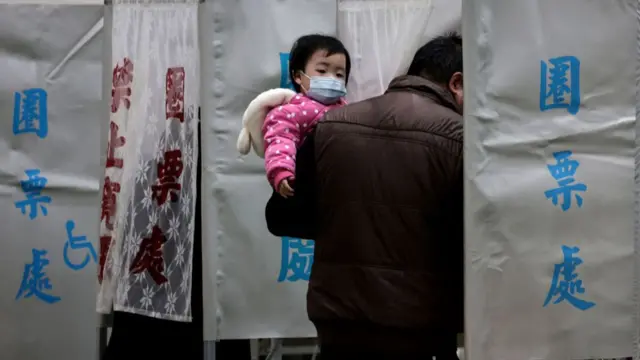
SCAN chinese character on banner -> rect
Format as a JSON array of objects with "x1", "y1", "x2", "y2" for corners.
[
  {"x1": 277, "y1": 237, "x2": 314, "y2": 282},
  {"x1": 130, "y1": 225, "x2": 168, "y2": 285},
  {"x1": 111, "y1": 57, "x2": 134, "y2": 113},
  {"x1": 15, "y1": 169, "x2": 51, "y2": 220},
  {"x1": 540, "y1": 55, "x2": 581, "y2": 115},
  {"x1": 13, "y1": 88, "x2": 48, "y2": 139},
  {"x1": 544, "y1": 150, "x2": 587, "y2": 211},
  {"x1": 63, "y1": 220, "x2": 98, "y2": 271},
  {"x1": 543, "y1": 245, "x2": 595, "y2": 311},
  {"x1": 166, "y1": 67, "x2": 185, "y2": 123},
  {"x1": 101, "y1": 176, "x2": 121, "y2": 230},
  {"x1": 152, "y1": 149, "x2": 183, "y2": 205},
  {"x1": 106, "y1": 121, "x2": 126, "y2": 169},
  {"x1": 98, "y1": 235, "x2": 111, "y2": 283},
  {"x1": 279, "y1": 52, "x2": 294, "y2": 90},
  {"x1": 16, "y1": 249, "x2": 61, "y2": 304}
]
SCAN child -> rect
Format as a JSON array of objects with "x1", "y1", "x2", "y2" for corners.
[{"x1": 237, "y1": 34, "x2": 351, "y2": 197}]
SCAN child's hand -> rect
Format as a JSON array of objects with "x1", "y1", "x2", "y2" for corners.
[{"x1": 278, "y1": 178, "x2": 295, "y2": 198}]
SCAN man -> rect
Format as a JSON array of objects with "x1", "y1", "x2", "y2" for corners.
[{"x1": 267, "y1": 33, "x2": 463, "y2": 359}]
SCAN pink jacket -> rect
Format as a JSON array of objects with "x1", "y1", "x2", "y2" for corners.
[{"x1": 263, "y1": 94, "x2": 345, "y2": 189}]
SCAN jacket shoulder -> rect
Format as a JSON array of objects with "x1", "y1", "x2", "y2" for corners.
[{"x1": 321, "y1": 93, "x2": 463, "y2": 145}]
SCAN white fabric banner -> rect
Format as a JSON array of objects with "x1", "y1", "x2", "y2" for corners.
[
  {"x1": 200, "y1": 0, "x2": 336, "y2": 340},
  {"x1": 337, "y1": 0, "x2": 436, "y2": 102},
  {"x1": 464, "y1": 0, "x2": 637, "y2": 359},
  {"x1": 97, "y1": 0, "x2": 199, "y2": 322},
  {"x1": 0, "y1": 5, "x2": 103, "y2": 359}
]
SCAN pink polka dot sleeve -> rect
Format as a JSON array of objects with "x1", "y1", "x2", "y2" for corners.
[{"x1": 263, "y1": 104, "x2": 303, "y2": 190}]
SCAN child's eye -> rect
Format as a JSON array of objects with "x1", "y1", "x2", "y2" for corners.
[
  {"x1": 336, "y1": 73, "x2": 345, "y2": 78},
  {"x1": 316, "y1": 69, "x2": 327, "y2": 74}
]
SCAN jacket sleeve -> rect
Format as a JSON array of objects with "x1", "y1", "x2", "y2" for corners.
[
  {"x1": 264, "y1": 129, "x2": 317, "y2": 240},
  {"x1": 263, "y1": 104, "x2": 302, "y2": 189}
]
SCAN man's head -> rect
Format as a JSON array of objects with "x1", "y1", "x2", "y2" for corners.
[{"x1": 407, "y1": 33, "x2": 463, "y2": 107}]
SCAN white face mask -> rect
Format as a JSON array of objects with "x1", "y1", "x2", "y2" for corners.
[{"x1": 301, "y1": 73, "x2": 347, "y2": 105}]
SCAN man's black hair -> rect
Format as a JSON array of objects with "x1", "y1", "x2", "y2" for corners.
[
  {"x1": 407, "y1": 32, "x2": 462, "y2": 84},
  {"x1": 288, "y1": 34, "x2": 351, "y2": 92}
]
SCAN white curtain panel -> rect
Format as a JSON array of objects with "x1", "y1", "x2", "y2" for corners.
[
  {"x1": 199, "y1": 0, "x2": 337, "y2": 340},
  {"x1": 0, "y1": 5, "x2": 103, "y2": 359},
  {"x1": 97, "y1": 0, "x2": 199, "y2": 322},
  {"x1": 337, "y1": 0, "x2": 434, "y2": 102},
  {"x1": 464, "y1": 0, "x2": 636, "y2": 358}
]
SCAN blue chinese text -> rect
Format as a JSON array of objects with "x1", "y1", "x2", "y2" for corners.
[
  {"x1": 279, "y1": 52, "x2": 294, "y2": 90},
  {"x1": 13, "y1": 88, "x2": 48, "y2": 138},
  {"x1": 277, "y1": 237, "x2": 314, "y2": 282},
  {"x1": 15, "y1": 169, "x2": 52, "y2": 219},
  {"x1": 544, "y1": 150, "x2": 587, "y2": 211},
  {"x1": 543, "y1": 245, "x2": 595, "y2": 311},
  {"x1": 540, "y1": 56, "x2": 580, "y2": 115},
  {"x1": 16, "y1": 249, "x2": 61, "y2": 304}
]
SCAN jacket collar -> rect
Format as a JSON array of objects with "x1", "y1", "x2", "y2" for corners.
[{"x1": 386, "y1": 75, "x2": 461, "y2": 114}]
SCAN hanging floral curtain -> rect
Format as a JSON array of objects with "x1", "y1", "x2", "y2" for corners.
[
  {"x1": 97, "y1": 0, "x2": 199, "y2": 321},
  {"x1": 337, "y1": 0, "x2": 435, "y2": 102}
]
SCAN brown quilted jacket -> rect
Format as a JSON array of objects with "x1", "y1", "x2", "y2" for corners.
[{"x1": 266, "y1": 75, "x2": 464, "y2": 354}]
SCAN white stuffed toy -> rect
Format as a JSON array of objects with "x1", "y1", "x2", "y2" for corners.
[{"x1": 236, "y1": 88, "x2": 297, "y2": 158}]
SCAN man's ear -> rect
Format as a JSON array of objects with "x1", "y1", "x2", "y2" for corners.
[
  {"x1": 449, "y1": 71, "x2": 463, "y2": 93},
  {"x1": 448, "y1": 72, "x2": 464, "y2": 109}
]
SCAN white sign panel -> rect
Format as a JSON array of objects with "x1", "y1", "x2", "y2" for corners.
[
  {"x1": 0, "y1": 5, "x2": 103, "y2": 359},
  {"x1": 463, "y1": 0, "x2": 636, "y2": 359},
  {"x1": 200, "y1": 0, "x2": 336, "y2": 340}
]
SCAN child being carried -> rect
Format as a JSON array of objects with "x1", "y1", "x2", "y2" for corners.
[{"x1": 237, "y1": 34, "x2": 351, "y2": 197}]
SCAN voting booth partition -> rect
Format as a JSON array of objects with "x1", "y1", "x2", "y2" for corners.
[
  {"x1": 464, "y1": 0, "x2": 638, "y2": 359},
  {"x1": 0, "y1": 4, "x2": 105, "y2": 360},
  {"x1": 200, "y1": 0, "x2": 451, "y2": 341},
  {"x1": 199, "y1": 0, "x2": 336, "y2": 341}
]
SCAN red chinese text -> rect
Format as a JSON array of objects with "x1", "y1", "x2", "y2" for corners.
[
  {"x1": 101, "y1": 176, "x2": 121, "y2": 231},
  {"x1": 152, "y1": 149, "x2": 183, "y2": 205},
  {"x1": 98, "y1": 235, "x2": 112, "y2": 283},
  {"x1": 111, "y1": 57, "x2": 134, "y2": 113},
  {"x1": 129, "y1": 225, "x2": 168, "y2": 285},
  {"x1": 106, "y1": 121, "x2": 126, "y2": 168},
  {"x1": 166, "y1": 67, "x2": 185, "y2": 123}
]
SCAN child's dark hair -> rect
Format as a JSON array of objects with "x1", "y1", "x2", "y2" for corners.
[{"x1": 288, "y1": 34, "x2": 351, "y2": 92}]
